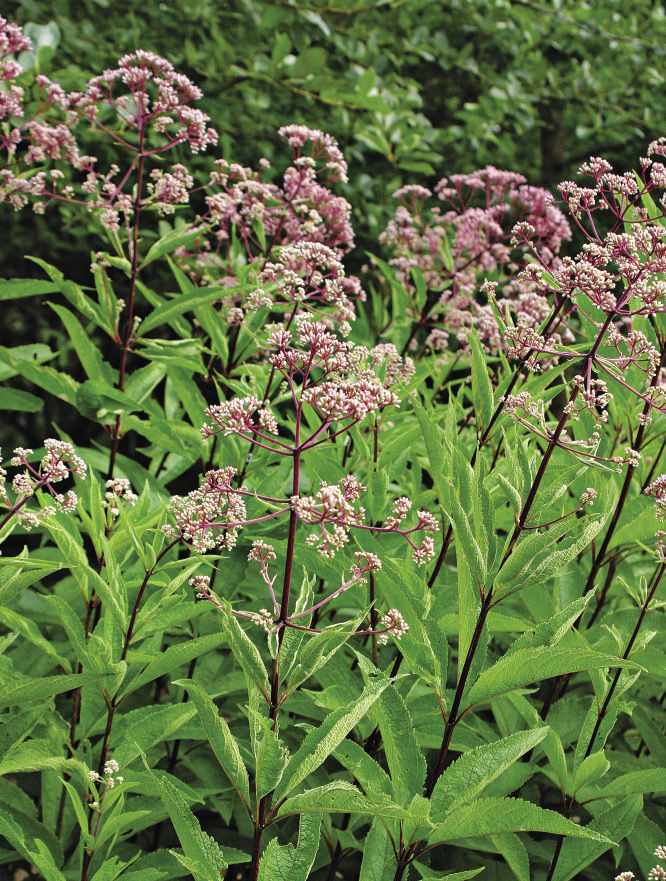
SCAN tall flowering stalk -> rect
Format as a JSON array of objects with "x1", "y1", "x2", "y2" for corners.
[{"x1": 389, "y1": 144, "x2": 666, "y2": 881}]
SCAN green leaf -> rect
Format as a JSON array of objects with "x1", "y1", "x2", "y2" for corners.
[
  {"x1": 174, "y1": 679, "x2": 251, "y2": 807},
  {"x1": 444, "y1": 477, "x2": 487, "y2": 588},
  {"x1": 148, "y1": 762, "x2": 227, "y2": 881},
  {"x1": 27, "y1": 256, "x2": 103, "y2": 326},
  {"x1": 498, "y1": 515, "x2": 604, "y2": 592},
  {"x1": 504, "y1": 595, "x2": 594, "y2": 658},
  {"x1": 122, "y1": 634, "x2": 226, "y2": 697},
  {"x1": 113, "y1": 704, "x2": 198, "y2": 766},
  {"x1": 359, "y1": 817, "x2": 396, "y2": 881},
  {"x1": 410, "y1": 393, "x2": 448, "y2": 508},
  {"x1": 277, "y1": 781, "x2": 407, "y2": 819},
  {"x1": 0, "y1": 278, "x2": 60, "y2": 300},
  {"x1": 0, "y1": 674, "x2": 101, "y2": 711},
  {"x1": 466, "y1": 647, "x2": 639, "y2": 709},
  {"x1": 551, "y1": 796, "x2": 642, "y2": 881},
  {"x1": 286, "y1": 615, "x2": 364, "y2": 692},
  {"x1": 141, "y1": 228, "x2": 202, "y2": 267},
  {"x1": 333, "y1": 739, "x2": 391, "y2": 799},
  {"x1": 430, "y1": 728, "x2": 549, "y2": 817},
  {"x1": 428, "y1": 797, "x2": 614, "y2": 846},
  {"x1": 371, "y1": 680, "x2": 427, "y2": 806},
  {"x1": 257, "y1": 813, "x2": 321, "y2": 881},
  {"x1": 48, "y1": 301, "x2": 110, "y2": 381},
  {"x1": 469, "y1": 329, "x2": 494, "y2": 436},
  {"x1": 0, "y1": 804, "x2": 65, "y2": 871},
  {"x1": 254, "y1": 716, "x2": 290, "y2": 799},
  {"x1": 572, "y1": 750, "x2": 610, "y2": 795},
  {"x1": 274, "y1": 676, "x2": 389, "y2": 801},
  {"x1": 593, "y1": 768, "x2": 666, "y2": 798},
  {"x1": 139, "y1": 286, "x2": 229, "y2": 334},
  {"x1": 222, "y1": 608, "x2": 270, "y2": 699},
  {"x1": 0, "y1": 387, "x2": 43, "y2": 412},
  {"x1": 0, "y1": 346, "x2": 79, "y2": 403},
  {"x1": 491, "y1": 832, "x2": 529, "y2": 881},
  {"x1": 414, "y1": 867, "x2": 484, "y2": 881}
]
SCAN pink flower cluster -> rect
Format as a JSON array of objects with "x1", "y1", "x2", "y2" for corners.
[
  {"x1": 502, "y1": 142, "x2": 666, "y2": 470},
  {"x1": 1, "y1": 19, "x2": 216, "y2": 227},
  {"x1": 380, "y1": 167, "x2": 571, "y2": 353},
  {"x1": 175, "y1": 125, "x2": 355, "y2": 289},
  {"x1": 0, "y1": 439, "x2": 87, "y2": 532}
]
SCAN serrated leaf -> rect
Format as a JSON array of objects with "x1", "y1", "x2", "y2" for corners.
[
  {"x1": 48, "y1": 301, "x2": 110, "y2": 380},
  {"x1": 593, "y1": 768, "x2": 666, "y2": 798},
  {"x1": 469, "y1": 330, "x2": 494, "y2": 436},
  {"x1": 122, "y1": 634, "x2": 226, "y2": 697},
  {"x1": 466, "y1": 647, "x2": 639, "y2": 708},
  {"x1": 221, "y1": 608, "x2": 270, "y2": 699},
  {"x1": 572, "y1": 750, "x2": 610, "y2": 795},
  {"x1": 141, "y1": 228, "x2": 202, "y2": 268},
  {"x1": 274, "y1": 676, "x2": 389, "y2": 801},
  {"x1": 0, "y1": 387, "x2": 44, "y2": 411},
  {"x1": 428, "y1": 797, "x2": 613, "y2": 845},
  {"x1": 0, "y1": 278, "x2": 60, "y2": 300},
  {"x1": 277, "y1": 781, "x2": 408, "y2": 820},
  {"x1": 414, "y1": 867, "x2": 484, "y2": 881},
  {"x1": 504, "y1": 594, "x2": 594, "y2": 658},
  {"x1": 139, "y1": 286, "x2": 230, "y2": 334},
  {"x1": 431, "y1": 728, "x2": 549, "y2": 817},
  {"x1": 551, "y1": 795, "x2": 642, "y2": 881},
  {"x1": 148, "y1": 762, "x2": 227, "y2": 881},
  {"x1": 372, "y1": 680, "x2": 426, "y2": 805},
  {"x1": 257, "y1": 813, "x2": 321, "y2": 881},
  {"x1": 0, "y1": 674, "x2": 101, "y2": 711},
  {"x1": 359, "y1": 816, "x2": 395, "y2": 881},
  {"x1": 491, "y1": 832, "x2": 529, "y2": 881},
  {"x1": 174, "y1": 679, "x2": 251, "y2": 807}
]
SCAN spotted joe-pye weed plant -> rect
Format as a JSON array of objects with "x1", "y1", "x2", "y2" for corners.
[{"x1": 0, "y1": 16, "x2": 665, "y2": 881}]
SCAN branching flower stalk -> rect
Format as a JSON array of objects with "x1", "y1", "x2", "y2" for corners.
[
  {"x1": 164, "y1": 312, "x2": 429, "y2": 880},
  {"x1": 392, "y1": 144, "x2": 666, "y2": 880}
]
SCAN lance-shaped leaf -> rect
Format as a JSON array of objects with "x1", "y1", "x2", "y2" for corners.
[
  {"x1": 174, "y1": 679, "x2": 251, "y2": 808},
  {"x1": 551, "y1": 795, "x2": 642, "y2": 881},
  {"x1": 258, "y1": 813, "x2": 321, "y2": 881},
  {"x1": 414, "y1": 867, "x2": 484, "y2": 881},
  {"x1": 592, "y1": 768, "x2": 666, "y2": 799},
  {"x1": 359, "y1": 816, "x2": 397, "y2": 881},
  {"x1": 333, "y1": 738, "x2": 392, "y2": 799},
  {"x1": 139, "y1": 285, "x2": 232, "y2": 334},
  {"x1": 491, "y1": 832, "x2": 529, "y2": 881},
  {"x1": 466, "y1": 647, "x2": 640, "y2": 709},
  {"x1": 276, "y1": 781, "x2": 408, "y2": 820},
  {"x1": 273, "y1": 676, "x2": 389, "y2": 802},
  {"x1": 147, "y1": 762, "x2": 227, "y2": 881},
  {"x1": 469, "y1": 329, "x2": 494, "y2": 436},
  {"x1": 252, "y1": 711, "x2": 290, "y2": 799},
  {"x1": 428, "y1": 797, "x2": 614, "y2": 846},
  {"x1": 122, "y1": 634, "x2": 226, "y2": 697},
  {"x1": 501, "y1": 514, "x2": 605, "y2": 592},
  {"x1": 0, "y1": 673, "x2": 102, "y2": 711},
  {"x1": 371, "y1": 679, "x2": 427, "y2": 806},
  {"x1": 430, "y1": 728, "x2": 549, "y2": 817},
  {"x1": 504, "y1": 594, "x2": 594, "y2": 658},
  {"x1": 221, "y1": 607, "x2": 270, "y2": 699}
]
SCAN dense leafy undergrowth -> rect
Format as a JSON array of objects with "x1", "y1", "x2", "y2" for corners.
[{"x1": 0, "y1": 17, "x2": 665, "y2": 881}]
